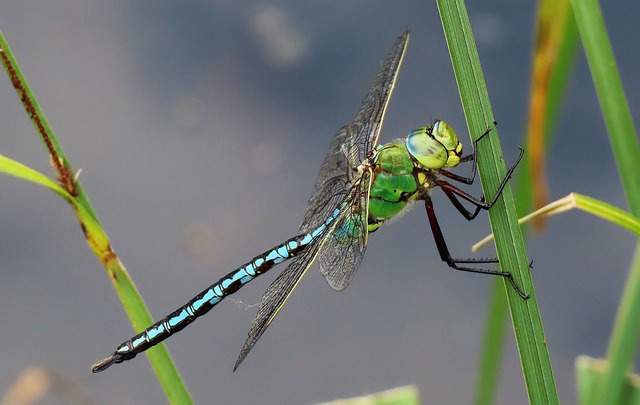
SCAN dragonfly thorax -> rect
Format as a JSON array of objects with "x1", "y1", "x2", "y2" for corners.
[{"x1": 366, "y1": 120, "x2": 465, "y2": 233}]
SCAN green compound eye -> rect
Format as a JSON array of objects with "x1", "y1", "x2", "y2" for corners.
[{"x1": 405, "y1": 120, "x2": 463, "y2": 169}]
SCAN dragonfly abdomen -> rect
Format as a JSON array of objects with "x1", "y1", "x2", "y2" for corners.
[
  {"x1": 93, "y1": 208, "x2": 341, "y2": 373},
  {"x1": 92, "y1": 232, "x2": 318, "y2": 372}
]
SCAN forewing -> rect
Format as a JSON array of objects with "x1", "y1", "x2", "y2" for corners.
[
  {"x1": 234, "y1": 28, "x2": 410, "y2": 369},
  {"x1": 351, "y1": 27, "x2": 409, "y2": 162},
  {"x1": 300, "y1": 28, "x2": 409, "y2": 234},
  {"x1": 308, "y1": 29, "x2": 408, "y2": 290}
]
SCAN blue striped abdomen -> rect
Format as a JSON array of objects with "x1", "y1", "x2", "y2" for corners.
[{"x1": 91, "y1": 209, "x2": 339, "y2": 372}]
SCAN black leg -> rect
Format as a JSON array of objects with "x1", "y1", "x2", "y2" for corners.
[
  {"x1": 424, "y1": 123, "x2": 529, "y2": 298},
  {"x1": 437, "y1": 180, "x2": 489, "y2": 211},
  {"x1": 424, "y1": 197, "x2": 529, "y2": 299},
  {"x1": 440, "y1": 167, "x2": 475, "y2": 185},
  {"x1": 440, "y1": 185, "x2": 483, "y2": 220},
  {"x1": 438, "y1": 146, "x2": 524, "y2": 210}
]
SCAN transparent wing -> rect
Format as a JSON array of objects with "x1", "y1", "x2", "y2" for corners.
[
  {"x1": 350, "y1": 26, "x2": 409, "y2": 163},
  {"x1": 317, "y1": 171, "x2": 371, "y2": 291},
  {"x1": 300, "y1": 28, "x2": 409, "y2": 235},
  {"x1": 307, "y1": 28, "x2": 409, "y2": 288},
  {"x1": 234, "y1": 28, "x2": 409, "y2": 369},
  {"x1": 298, "y1": 126, "x2": 354, "y2": 233}
]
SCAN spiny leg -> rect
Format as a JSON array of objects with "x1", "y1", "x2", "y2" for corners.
[
  {"x1": 440, "y1": 185, "x2": 483, "y2": 221},
  {"x1": 424, "y1": 196, "x2": 529, "y2": 299},
  {"x1": 442, "y1": 121, "x2": 523, "y2": 193},
  {"x1": 435, "y1": 144, "x2": 523, "y2": 220},
  {"x1": 438, "y1": 145, "x2": 524, "y2": 211}
]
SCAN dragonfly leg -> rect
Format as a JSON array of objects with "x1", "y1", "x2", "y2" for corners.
[
  {"x1": 439, "y1": 184, "x2": 484, "y2": 220},
  {"x1": 424, "y1": 197, "x2": 529, "y2": 299},
  {"x1": 442, "y1": 121, "x2": 524, "y2": 198},
  {"x1": 438, "y1": 145, "x2": 524, "y2": 211}
]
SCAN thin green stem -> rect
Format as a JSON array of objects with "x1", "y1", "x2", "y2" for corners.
[{"x1": 0, "y1": 29, "x2": 193, "y2": 404}]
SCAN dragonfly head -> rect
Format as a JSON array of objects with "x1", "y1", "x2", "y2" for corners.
[{"x1": 406, "y1": 120, "x2": 463, "y2": 170}]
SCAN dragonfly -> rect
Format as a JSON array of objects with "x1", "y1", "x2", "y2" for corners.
[{"x1": 92, "y1": 27, "x2": 526, "y2": 374}]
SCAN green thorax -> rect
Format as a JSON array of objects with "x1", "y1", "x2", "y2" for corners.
[
  {"x1": 367, "y1": 139, "x2": 418, "y2": 231},
  {"x1": 367, "y1": 121, "x2": 464, "y2": 232}
]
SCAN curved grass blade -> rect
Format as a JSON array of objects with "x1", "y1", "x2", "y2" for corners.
[
  {"x1": 0, "y1": 154, "x2": 71, "y2": 201},
  {"x1": 473, "y1": 193, "x2": 640, "y2": 251}
]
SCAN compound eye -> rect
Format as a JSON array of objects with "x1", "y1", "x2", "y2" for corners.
[{"x1": 406, "y1": 127, "x2": 448, "y2": 169}]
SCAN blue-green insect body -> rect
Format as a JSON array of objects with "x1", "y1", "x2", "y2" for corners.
[{"x1": 93, "y1": 27, "x2": 526, "y2": 375}]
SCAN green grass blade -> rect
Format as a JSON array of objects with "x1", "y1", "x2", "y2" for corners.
[
  {"x1": 571, "y1": 1, "x2": 640, "y2": 217},
  {"x1": 0, "y1": 29, "x2": 193, "y2": 404},
  {"x1": 596, "y1": 245, "x2": 640, "y2": 405},
  {"x1": 571, "y1": 0, "x2": 640, "y2": 404},
  {"x1": 473, "y1": 193, "x2": 640, "y2": 251},
  {"x1": 436, "y1": 1, "x2": 559, "y2": 403},
  {"x1": 567, "y1": 194, "x2": 640, "y2": 235},
  {"x1": 474, "y1": 3, "x2": 578, "y2": 403},
  {"x1": 0, "y1": 154, "x2": 71, "y2": 200},
  {"x1": 577, "y1": 356, "x2": 640, "y2": 405}
]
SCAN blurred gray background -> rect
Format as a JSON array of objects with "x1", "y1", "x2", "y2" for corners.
[{"x1": 0, "y1": 1, "x2": 638, "y2": 404}]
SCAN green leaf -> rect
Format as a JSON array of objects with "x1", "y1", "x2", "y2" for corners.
[
  {"x1": 0, "y1": 154, "x2": 71, "y2": 200},
  {"x1": 474, "y1": 2, "x2": 578, "y2": 402},
  {"x1": 436, "y1": 1, "x2": 559, "y2": 404},
  {"x1": 473, "y1": 193, "x2": 640, "y2": 251},
  {"x1": 571, "y1": 0, "x2": 640, "y2": 404}
]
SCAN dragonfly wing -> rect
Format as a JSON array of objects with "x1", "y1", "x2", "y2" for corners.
[
  {"x1": 233, "y1": 141, "x2": 369, "y2": 368},
  {"x1": 302, "y1": 29, "x2": 409, "y2": 290},
  {"x1": 317, "y1": 222, "x2": 366, "y2": 291},
  {"x1": 301, "y1": 28, "x2": 410, "y2": 234},
  {"x1": 318, "y1": 171, "x2": 372, "y2": 291},
  {"x1": 299, "y1": 125, "x2": 353, "y2": 233},
  {"x1": 351, "y1": 27, "x2": 409, "y2": 162},
  {"x1": 235, "y1": 28, "x2": 410, "y2": 369}
]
